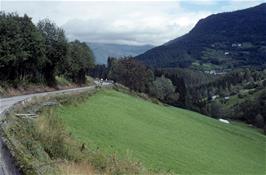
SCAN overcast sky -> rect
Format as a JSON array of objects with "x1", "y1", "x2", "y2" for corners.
[{"x1": 1, "y1": 0, "x2": 265, "y2": 45}]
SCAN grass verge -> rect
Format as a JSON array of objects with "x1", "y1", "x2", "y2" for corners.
[{"x1": 1, "y1": 89, "x2": 152, "y2": 175}]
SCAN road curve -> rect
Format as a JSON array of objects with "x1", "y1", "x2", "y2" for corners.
[{"x1": 0, "y1": 84, "x2": 104, "y2": 175}]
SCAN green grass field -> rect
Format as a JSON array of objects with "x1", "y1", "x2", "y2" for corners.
[{"x1": 56, "y1": 90, "x2": 266, "y2": 174}]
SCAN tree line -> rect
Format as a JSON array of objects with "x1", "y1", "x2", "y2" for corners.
[
  {"x1": 0, "y1": 12, "x2": 94, "y2": 87},
  {"x1": 91, "y1": 57, "x2": 180, "y2": 105}
]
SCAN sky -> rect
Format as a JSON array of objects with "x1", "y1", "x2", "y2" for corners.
[{"x1": 1, "y1": 0, "x2": 265, "y2": 46}]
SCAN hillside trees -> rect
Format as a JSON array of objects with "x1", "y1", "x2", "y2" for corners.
[
  {"x1": 89, "y1": 64, "x2": 108, "y2": 79},
  {"x1": 0, "y1": 12, "x2": 95, "y2": 86},
  {"x1": 37, "y1": 19, "x2": 68, "y2": 86},
  {"x1": 135, "y1": 3, "x2": 266, "y2": 69},
  {"x1": 234, "y1": 90, "x2": 266, "y2": 133},
  {"x1": 208, "y1": 101, "x2": 227, "y2": 118},
  {"x1": 149, "y1": 76, "x2": 179, "y2": 103},
  {"x1": 153, "y1": 68, "x2": 217, "y2": 107},
  {"x1": 64, "y1": 40, "x2": 95, "y2": 84},
  {"x1": 106, "y1": 57, "x2": 182, "y2": 106},
  {"x1": 108, "y1": 57, "x2": 154, "y2": 92},
  {"x1": 0, "y1": 13, "x2": 46, "y2": 85}
]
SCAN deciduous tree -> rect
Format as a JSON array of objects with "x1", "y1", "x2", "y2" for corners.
[{"x1": 37, "y1": 19, "x2": 68, "y2": 86}]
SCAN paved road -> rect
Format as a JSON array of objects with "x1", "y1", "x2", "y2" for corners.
[{"x1": 0, "y1": 83, "x2": 109, "y2": 175}]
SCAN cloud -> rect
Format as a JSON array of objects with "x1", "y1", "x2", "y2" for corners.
[
  {"x1": 1, "y1": 0, "x2": 262, "y2": 45},
  {"x1": 58, "y1": 1, "x2": 210, "y2": 45},
  {"x1": 62, "y1": 10, "x2": 211, "y2": 45},
  {"x1": 185, "y1": 0, "x2": 217, "y2": 5},
  {"x1": 220, "y1": 0, "x2": 265, "y2": 11}
]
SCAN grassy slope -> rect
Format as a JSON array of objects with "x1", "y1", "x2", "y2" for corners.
[{"x1": 56, "y1": 90, "x2": 266, "y2": 174}]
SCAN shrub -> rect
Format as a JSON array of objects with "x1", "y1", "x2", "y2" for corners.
[
  {"x1": 149, "y1": 76, "x2": 177, "y2": 101},
  {"x1": 238, "y1": 93, "x2": 247, "y2": 98}
]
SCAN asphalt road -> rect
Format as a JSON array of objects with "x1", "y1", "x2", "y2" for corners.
[{"x1": 0, "y1": 83, "x2": 111, "y2": 175}]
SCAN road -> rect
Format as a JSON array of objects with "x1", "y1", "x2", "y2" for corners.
[{"x1": 0, "y1": 83, "x2": 110, "y2": 175}]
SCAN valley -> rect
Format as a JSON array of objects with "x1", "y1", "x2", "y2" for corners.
[{"x1": 0, "y1": 1, "x2": 265, "y2": 175}]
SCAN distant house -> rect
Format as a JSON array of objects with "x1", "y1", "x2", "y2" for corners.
[
  {"x1": 205, "y1": 70, "x2": 228, "y2": 76},
  {"x1": 232, "y1": 43, "x2": 242, "y2": 47},
  {"x1": 216, "y1": 72, "x2": 226, "y2": 75},
  {"x1": 224, "y1": 96, "x2": 230, "y2": 100},
  {"x1": 210, "y1": 70, "x2": 216, "y2": 75},
  {"x1": 212, "y1": 95, "x2": 218, "y2": 100},
  {"x1": 204, "y1": 70, "x2": 216, "y2": 75},
  {"x1": 224, "y1": 51, "x2": 230, "y2": 55}
]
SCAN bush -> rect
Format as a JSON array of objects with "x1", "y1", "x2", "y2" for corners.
[
  {"x1": 238, "y1": 93, "x2": 247, "y2": 98},
  {"x1": 244, "y1": 82, "x2": 258, "y2": 89},
  {"x1": 149, "y1": 76, "x2": 177, "y2": 101},
  {"x1": 248, "y1": 89, "x2": 256, "y2": 95},
  {"x1": 208, "y1": 101, "x2": 225, "y2": 118},
  {"x1": 262, "y1": 80, "x2": 266, "y2": 87},
  {"x1": 55, "y1": 76, "x2": 72, "y2": 86}
]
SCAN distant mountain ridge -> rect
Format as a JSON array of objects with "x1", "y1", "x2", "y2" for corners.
[
  {"x1": 136, "y1": 3, "x2": 266, "y2": 69},
  {"x1": 87, "y1": 42, "x2": 153, "y2": 64}
]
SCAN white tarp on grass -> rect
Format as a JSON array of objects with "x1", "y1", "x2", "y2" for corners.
[{"x1": 219, "y1": 119, "x2": 230, "y2": 124}]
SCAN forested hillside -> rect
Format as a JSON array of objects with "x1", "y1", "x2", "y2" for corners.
[{"x1": 136, "y1": 3, "x2": 266, "y2": 69}]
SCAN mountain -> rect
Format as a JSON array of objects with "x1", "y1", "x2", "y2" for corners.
[
  {"x1": 87, "y1": 42, "x2": 153, "y2": 64},
  {"x1": 136, "y1": 3, "x2": 266, "y2": 70}
]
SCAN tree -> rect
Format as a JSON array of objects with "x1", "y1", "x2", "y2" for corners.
[
  {"x1": 108, "y1": 57, "x2": 153, "y2": 92},
  {"x1": 149, "y1": 76, "x2": 177, "y2": 102},
  {"x1": 90, "y1": 64, "x2": 107, "y2": 79},
  {"x1": 255, "y1": 114, "x2": 264, "y2": 128},
  {"x1": 234, "y1": 90, "x2": 266, "y2": 133},
  {"x1": 262, "y1": 80, "x2": 266, "y2": 87},
  {"x1": 64, "y1": 40, "x2": 95, "y2": 84},
  {"x1": 37, "y1": 19, "x2": 68, "y2": 86},
  {"x1": 0, "y1": 12, "x2": 46, "y2": 84},
  {"x1": 258, "y1": 90, "x2": 266, "y2": 134},
  {"x1": 208, "y1": 101, "x2": 225, "y2": 118}
]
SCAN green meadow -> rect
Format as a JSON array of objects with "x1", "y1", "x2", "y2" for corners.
[{"x1": 56, "y1": 90, "x2": 266, "y2": 174}]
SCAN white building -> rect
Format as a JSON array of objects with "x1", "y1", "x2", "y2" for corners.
[
  {"x1": 224, "y1": 96, "x2": 230, "y2": 100},
  {"x1": 232, "y1": 43, "x2": 242, "y2": 47}
]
